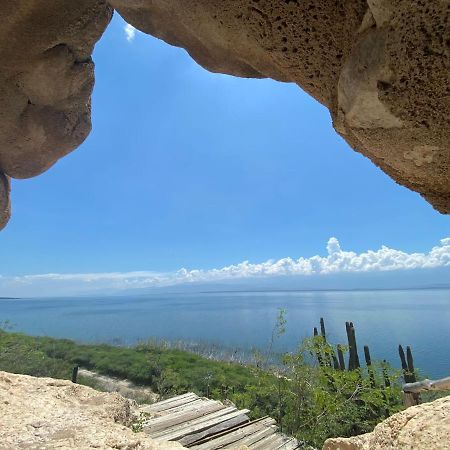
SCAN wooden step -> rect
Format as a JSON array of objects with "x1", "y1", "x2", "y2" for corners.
[
  {"x1": 191, "y1": 417, "x2": 277, "y2": 450},
  {"x1": 178, "y1": 412, "x2": 250, "y2": 446},
  {"x1": 144, "y1": 401, "x2": 227, "y2": 434},
  {"x1": 141, "y1": 393, "x2": 199, "y2": 414},
  {"x1": 153, "y1": 408, "x2": 248, "y2": 442}
]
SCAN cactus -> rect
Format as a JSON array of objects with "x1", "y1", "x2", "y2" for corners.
[
  {"x1": 345, "y1": 322, "x2": 353, "y2": 370},
  {"x1": 71, "y1": 365, "x2": 79, "y2": 383},
  {"x1": 331, "y1": 348, "x2": 340, "y2": 370},
  {"x1": 350, "y1": 322, "x2": 360, "y2": 369},
  {"x1": 382, "y1": 360, "x2": 391, "y2": 388},
  {"x1": 406, "y1": 346, "x2": 416, "y2": 382},
  {"x1": 399, "y1": 344, "x2": 418, "y2": 386},
  {"x1": 346, "y1": 321, "x2": 360, "y2": 370},
  {"x1": 337, "y1": 344, "x2": 346, "y2": 371},
  {"x1": 320, "y1": 317, "x2": 327, "y2": 341},
  {"x1": 364, "y1": 345, "x2": 375, "y2": 387}
]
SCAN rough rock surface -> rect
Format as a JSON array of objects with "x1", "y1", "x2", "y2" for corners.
[
  {"x1": 0, "y1": 0, "x2": 112, "y2": 229},
  {"x1": 323, "y1": 395, "x2": 450, "y2": 450},
  {"x1": 111, "y1": 0, "x2": 450, "y2": 214},
  {"x1": 0, "y1": 1, "x2": 449, "y2": 228},
  {"x1": 0, "y1": 371, "x2": 184, "y2": 450}
]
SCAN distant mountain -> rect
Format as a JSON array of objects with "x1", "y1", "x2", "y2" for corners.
[{"x1": 118, "y1": 266, "x2": 450, "y2": 296}]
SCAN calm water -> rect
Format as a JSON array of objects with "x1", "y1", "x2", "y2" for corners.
[{"x1": 1, "y1": 289, "x2": 450, "y2": 378}]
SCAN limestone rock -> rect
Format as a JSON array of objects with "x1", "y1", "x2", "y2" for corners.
[
  {"x1": 0, "y1": 370, "x2": 184, "y2": 450},
  {"x1": 0, "y1": 0, "x2": 112, "y2": 227},
  {"x1": 111, "y1": 0, "x2": 450, "y2": 214},
  {"x1": 0, "y1": 1, "x2": 449, "y2": 229},
  {"x1": 323, "y1": 395, "x2": 450, "y2": 450}
]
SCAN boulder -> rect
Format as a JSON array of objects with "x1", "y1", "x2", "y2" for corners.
[
  {"x1": 323, "y1": 395, "x2": 450, "y2": 450},
  {"x1": 0, "y1": 370, "x2": 184, "y2": 450}
]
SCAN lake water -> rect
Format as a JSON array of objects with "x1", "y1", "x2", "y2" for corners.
[{"x1": 1, "y1": 289, "x2": 450, "y2": 378}]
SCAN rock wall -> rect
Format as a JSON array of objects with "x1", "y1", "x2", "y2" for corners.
[
  {"x1": 0, "y1": 0, "x2": 112, "y2": 229},
  {"x1": 323, "y1": 394, "x2": 450, "y2": 450},
  {"x1": 0, "y1": 1, "x2": 449, "y2": 229},
  {"x1": 0, "y1": 371, "x2": 183, "y2": 450}
]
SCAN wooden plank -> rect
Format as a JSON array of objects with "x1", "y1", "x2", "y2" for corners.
[
  {"x1": 150, "y1": 407, "x2": 238, "y2": 439},
  {"x1": 152, "y1": 408, "x2": 246, "y2": 441},
  {"x1": 152, "y1": 392, "x2": 198, "y2": 405},
  {"x1": 191, "y1": 416, "x2": 270, "y2": 447},
  {"x1": 143, "y1": 400, "x2": 222, "y2": 429},
  {"x1": 179, "y1": 413, "x2": 250, "y2": 446},
  {"x1": 191, "y1": 418, "x2": 276, "y2": 450},
  {"x1": 223, "y1": 424, "x2": 277, "y2": 449},
  {"x1": 143, "y1": 394, "x2": 200, "y2": 413},
  {"x1": 249, "y1": 433, "x2": 285, "y2": 449},
  {"x1": 144, "y1": 402, "x2": 226, "y2": 434},
  {"x1": 275, "y1": 437, "x2": 299, "y2": 450},
  {"x1": 154, "y1": 398, "x2": 206, "y2": 415},
  {"x1": 140, "y1": 393, "x2": 198, "y2": 411},
  {"x1": 144, "y1": 400, "x2": 219, "y2": 424}
]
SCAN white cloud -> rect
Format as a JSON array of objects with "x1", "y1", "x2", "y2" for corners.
[
  {"x1": 1, "y1": 237, "x2": 450, "y2": 296},
  {"x1": 124, "y1": 23, "x2": 136, "y2": 42}
]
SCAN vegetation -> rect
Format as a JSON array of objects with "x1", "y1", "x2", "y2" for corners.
[{"x1": 0, "y1": 315, "x2": 406, "y2": 449}]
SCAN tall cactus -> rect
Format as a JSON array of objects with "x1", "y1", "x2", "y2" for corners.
[
  {"x1": 320, "y1": 317, "x2": 327, "y2": 341},
  {"x1": 345, "y1": 322, "x2": 353, "y2": 370},
  {"x1": 382, "y1": 360, "x2": 391, "y2": 388},
  {"x1": 399, "y1": 345, "x2": 410, "y2": 382},
  {"x1": 337, "y1": 344, "x2": 346, "y2": 371},
  {"x1": 406, "y1": 346, "x2": 416, "y2": 382},
  {"x1": 364, "y1": 345, "x2": 375, "y2": 387},
  {"x1": 350, "y1": 322, "x2": 360, "y2": 369},
  {"x1": 346, "y1": 321, "x2": 360, "y2": 370}
]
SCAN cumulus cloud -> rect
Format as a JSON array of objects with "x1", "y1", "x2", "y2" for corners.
[
  {"x1": 124, "y1": 23, "x2": 136, "y2": 42},
  {"x1": 1, "y1": 237, "x2": 450, "y2": 297}
]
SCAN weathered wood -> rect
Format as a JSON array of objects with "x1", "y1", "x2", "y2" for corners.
[
  {"x1": 144, "y1": 400, "x2": 220, "y2": 425},
  {"x1": 191, "y1": 416, "x2": 270, "y2": 447},
  {"x1": 151, "y1": 409, "x2": 246, "y2": 441},
  {"x1": 140, "y1": 391, "x2": 297, "y2": 450},
  {"x1": 191, "y1": 418, "x2": 276, "y2": 450},
  {"x1": 276, "y1": 437, "x2": 299, "y2": 450},
  {"x1": 144, "y1": 402, "x2": 226, "y2": 433},
  {"x1": 403, "y1": 376, "x2": 450, "y2": 394},
  {"x1": 250, "y1": 432, "x2": 285, "y2": 449},
  {"x1": 142, "y1": 393, "x2": 199, "y2": 413},
  {"x1": 272, "y1": 434, "x2": 299, "y2": 450},
  {"x1": 150, "y1": 407, "x2": 238, "y2": 438},
  {"x1": 220, "y1": 423, "x2": 277, "y2": 449},
  {"x1": 178, "y1": 413, "x2": 250, "y2": 446},
  {"x1": 146, "y1": 392, "x2": 197, "y2": 407},
  {"x1": 153, "y1": 399, "x2": 206, "y2": 416}
]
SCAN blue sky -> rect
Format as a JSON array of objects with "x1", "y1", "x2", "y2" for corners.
[{"x1": 0, "y1": 15, "x2": 449, "y2": 296}]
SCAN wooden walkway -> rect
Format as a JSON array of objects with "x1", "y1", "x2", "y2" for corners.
[{"x1": 139, "y1": 393, "x2": 300, "y2": 449}]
